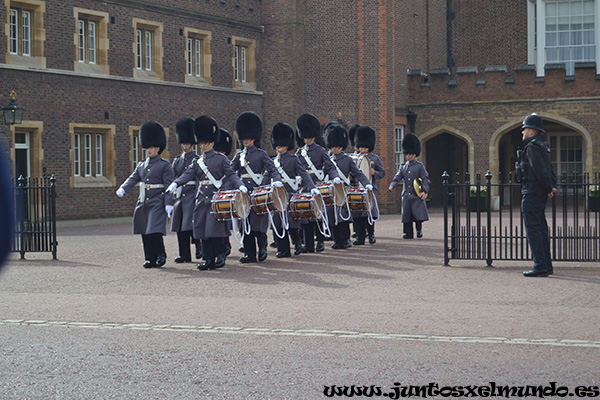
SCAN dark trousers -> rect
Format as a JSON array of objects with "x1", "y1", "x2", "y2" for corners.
[
  {"x1": 243, "y1": 231, "x2": 267, "y2": 258},
  {"x1": 141, "y1": 233, "x2": 165, "y2": 262},
  {"x1": 202, "y1": 237, "x2": 228, "y2": 261},
  {"x1": 302, "y1": 222, "x2": 323, "y2": 251},
  {"x1": 276, "y1": 228, "x2": 300, "y2": 254},
  {"x1": 403, "y1": 221, "x2": 422, "y2": 238},
  {"x1": 332, "y1": 221, "x2": 350, "y2": 245},
  {"x1": 176, "y1": 230, "x2": 193, "y2": 259},
  {"x1": 353, "y1": 217, "x2": 367, "y2": 240},
  {"x1": 522, "y1": 193, "x2": 552, "y2": 271}
]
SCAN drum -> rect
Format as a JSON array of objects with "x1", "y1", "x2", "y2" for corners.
[
  {"x1": 315, "y1": 181, "x2": 345, "y2": 207},
  {"x1": 250, "y1": 185, "x2": 289, "y2": 215},
  {"x1": 350, "y1": 154, "x2": 372, "y2": 187},
  {"x1": 346, "y1": 186, "x2": 374, "y2": 211},
  {"x1": 289, "y1": 193, "x2": 324, "y2": 220},
  {"x1": 210, "y1": 190, "x2": 251, "y2": 221}
]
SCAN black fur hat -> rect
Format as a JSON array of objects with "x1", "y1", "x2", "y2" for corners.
[
  {"x1": 270, "y1": 122, "x2": 295, "y2": 150},
  {"x1": 296, "y1": 113, "x2": 321, "y2": 139},
  {"x1": 139, "y1": 121, "x2": 167, "y2": 154},
  {"x1": 194, "y1": 115, "x2": 220, "y2": 144},
  {"x1": 214, "y1": 128, "x2": 233, "y2": 156},
  {"x1": 325, "y1": 123, "x2": 348, "y2": 149},
  {"x1": 402, "y1": 133, "x2": 421, "y2": 156},
  {"x1": 349, "y1": 124, "x2": 360, "y2": 148},
  {"x1": 175, "y1": 117, "x2": 196, "y2": 144},
  {"x1": 236, "y1": 111, "x2": 263, "y2": 142},
  {"x1": 355, "y1": 125, "x2": 376, "y2": 152}
]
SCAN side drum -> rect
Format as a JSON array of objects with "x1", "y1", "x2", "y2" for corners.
[
  {"x1": 210, "y1": 189, "x2": 251, "y2": 221},
  {"x1": 250, "y1": 185, "x2": 289, "y2": 215},
  {"x1": 345, "y1": 187, "x2": 374, "y2": 211},
  {"x1": 289, "y1": 193, "x2": 324, "y2": 220}
]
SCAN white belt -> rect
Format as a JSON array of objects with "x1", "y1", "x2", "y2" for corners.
[
  {"x1": 175, "y1": 182, "x2": 196, "y2": 199},
  {"x1": 139, "y1": 183, "x2": 165, "y2": 203}
]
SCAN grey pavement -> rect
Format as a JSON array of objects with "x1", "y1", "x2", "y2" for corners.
[{"x1": 1, "y1": 212, "x2": 599, "y2": 399}]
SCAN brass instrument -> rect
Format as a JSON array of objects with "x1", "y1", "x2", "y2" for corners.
[{"x1": 413, "y1": 177, "x2": 427, "y2": 199}]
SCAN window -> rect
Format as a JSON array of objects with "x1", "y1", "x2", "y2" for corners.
[
  {"x1": 78, "y1": 20, "x2": 96, "y2": 64},
  {"x1": 129, "y1": 126, "x2": 170, "y2": 169},
  {"x1": 184, "y1": 28, "x2": 212, "y2": 85},
  {"x1": 394, "y1": 125, "x2": 405, "y2": 171},
  {"x1": 73, "y1": 8, "x2": 109, "y2": 74},
  {"x1": 549, "y1": 132, "x2": 584, "y2": 181},
  {"x1": 528, "y1": 0, "x2": 599, "y2": 76},
  {"x1": 7, "y1": 0, "x2": 45, "y2": 67},
  {"x1": 133, "y1": 19, "x2": 163, "y2": 80},
  {"x1": 70, "y1": 124, "x2": 115, "y2": 188},
  {"x1": 230, "y1": 36, "x2": 256, "y2": 90}
]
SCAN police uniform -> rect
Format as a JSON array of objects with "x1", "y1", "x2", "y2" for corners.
[
  {"x1": 231, "y1": 112, "x2": 282, "y2": 263},
  {"x1": 117, "y1": 121, "x2": 174, "y2": 268},
  {"x1": 170, "y1": 117, "x2": 200, "y2": 263},
  {"x1": 294, "y1": 113, "x2": 340, "y2": 253},
  {"x1": 389, "y1": 133, "x2": 430, "y2": 238}
]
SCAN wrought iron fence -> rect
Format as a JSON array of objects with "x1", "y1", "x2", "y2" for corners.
[
  {"x1": 12, "y1": 175, "x2": 58, "y2": 259},
  {"x1": 442, "y1": 171, "x2": 600, "y2": 266}
]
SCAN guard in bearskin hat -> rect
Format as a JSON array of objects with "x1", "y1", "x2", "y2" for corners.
[
  {"x1": 325, "y1": 123, "x2": 372, "y2": 250},
  {"x1": 294, "y1": 113, "x2": 341, "y2": 253},
  {"x1": 231, "y1": 111, "x2": 283, "y2": 263},
  {"x1": 352, "y1": 125, "x2": 386, "y2": 245},
  {"x1": 388, "y1": 133, "x2": 430, "y2": 239},
  {"x1": 116, "y1": 121, "x2": 175, "y2": 269},
  {"x1": 170, "y1": 117, "x2": 201, "y2": 264},
  {"x1": 270, "y1": 122, "x2": 319, "y2": 257},
  {"x1": 166, "y1": 116, "x2": 247, "y2": 270}
]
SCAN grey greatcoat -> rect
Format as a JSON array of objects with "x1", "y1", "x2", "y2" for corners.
[
  {"x1": 174, "y1": 149, "x2": 244, "y2": 239},
  {"x1": 272, "y1": 151, "x2": 316, "y2": 230},
  {"x1": 231, "y1": 145, "x2": 282, "y2": 233},
  {"x1": 327, "y1": 151, "x2": 371, "y2": 225},
  {"x1": 351, "y1": 152, "x2": 386, "y2": 219},
  {"x1": 389, "y1": 159, "x2": 430, "y2": 223},
  {"x1": 170, "y1": 150, "x2": 199, "y2": 233},
  {"x1": 119, "y1": 155, "x2": 175, "y2": 235}
]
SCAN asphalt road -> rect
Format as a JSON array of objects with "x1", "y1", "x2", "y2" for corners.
[{"x1": 1, "y1": 212, "x2": 599, "y2": 399}]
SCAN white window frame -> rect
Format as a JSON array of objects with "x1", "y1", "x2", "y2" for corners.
[
  {"x1": 528, "y1": 0, "x2": 600, "y2": 76},
  {"x1": 22, "y1": 10, "x2": 31, "y2": 56},
  {"x1": 10, "y1": 9, "x2": 18, "y2": 54},
  {"x1": 74, "y1": 134, "x2": 81, "y2": 177},
  {"x1": 10, "y1": 8, "x2": 31, "y2": 56},
  {"x1": 234, "y1": 45, "x2": 239, "y2": 82},
  {"x1": 133, "y1": 134, "x2": 141, "y2": 170},
  {"x1": 195, "y1": 38, "x2": 202, "y2": 77},
  {"x1": 95, "y1": 134, "x2": 103, "y2": 176},
  {"x1": 394, "y1": 125, "x2": 405, "y2": 172},
  {"x1": 88, "y1": 21, "x2": 96, "y2": 64},
  {"x1": 84, "y1": 134, "x2": 92, "y2": 176},
  {"x1": 145, "y1": 31, "x2": 152, "y2": 71},
  {"x1": 78, "y1": 20, "x2": 85, "y2": 62}
]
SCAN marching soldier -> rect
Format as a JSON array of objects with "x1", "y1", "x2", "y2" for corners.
[
  {"x1": 388, "y1": 133, "x2": 430, "y2": 239},
  {"x1": 295, "y1": 113, "x2": 341, "y2": 253},
  {"x1": 231, "y1": 112, "x2": 283, "y2": 263},
  {"x1": 213, "y1": 128, "x2": 235, "y2": 258},
  {"x1": 170, "y1": 117, "x2": 200, "y2": 263},
  {"x1": 325, "y1": 123, "x2": 372, "y2": 249},
  {"x1": 270, "y1": 122, "x2": 319, "y2": 257},
  {"x1": 166, "y1": 116, "x2": 247, "y2": 270},
  {"x1": 352, "y1": 125, "x2": 385, "y2": 245},
  {"x1": 116, "y1": 121, "x2": 174, "y2": 269}
]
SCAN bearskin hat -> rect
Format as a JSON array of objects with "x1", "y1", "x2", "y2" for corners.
[
  {"x1": 236, "y1": 111, "x2": 263, "y2": 142},
  {"x1": 354, "y1": 125, "x2": 376, "y2": 152},
  {"x1": 214, "y1": 128, "x2": 233, "y2": 156},
  {"x1": 325, "y1": 123, "x2": 348, "y2": 149},
  {"x1": 349, "y1": 124, "x2": 360, "y2": 148},
  {"x1": 139, "y1": 121, "x2": 167, "y2": 154},
  {"x1": 296, "y1": 113, "x2": 321, "y2": 139},
  {"x1": 175, "y1": 117, "x2": 196, "y2": 144},
  {"x1": 270, "y1": 122, "x2": 295, "y2": 150},
  {"x1": 402, "y1": 133, "x2": 421, "y2": 156},
  {"x1": 194, "y1": 115, "x2": 220, "y2": 144}
]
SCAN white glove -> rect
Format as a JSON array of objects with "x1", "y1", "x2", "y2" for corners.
[
  {"x1": 366, "y1": 184, "x2": 373, "y2": 191},
  {"x1": 333, "y1": 177, "x2": 342, "y2": 185},
  {"x1": 165, "y1": 205, "x2": 174, "y2": 218},
  {"x1": 239, "y1": 185, "x2": 248, "y2": 193},
  {"x1": 166, "y1": 182, "x2": 178, "y2": 193},
  {"x1": 311, "y1": 188, "x2": 321, "y2": 196},
  {"x1": 273, "y1": 181, "x2": 283, "y2": 188},
  {"x1": 116, "y1": 188, "x2": 125, "y2": 197}
]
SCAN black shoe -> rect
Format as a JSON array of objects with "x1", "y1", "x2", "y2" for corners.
[
  {"x1": 143, "y1": 261, "x2": 156, "y2": 269},
  {"x1": 238, "y1": 247, "x2": 244, "y2": 253},
  {"x1": 240, "y1": 256, "x2": 257, "y2": 263},
  {"x1": 269, "y1": 241, "x2": 277, "y2": 248},
  {"x1": 331, "y1": 243, "x2": 342, "y2": 249},
  {"x1": 224, "y1": 247, "x2": 231, "y2": 257},
  {"x1": 155, "y1": 254, "x2": 167, "y2": 267},
  {"x1": 276, "y1": 251, "x2": 291, "y2": 258},
  {"x1": 214, "y1": 256, "x2": 225, "y2": 269},
  {"x1": 403, "y1": 233, "x2": 413, "y2": 239},
  {"x1": 197, "y1": 259, "x2": 215, "y2": 270},
  {"x1": 294, "y1": 245, "x2": 305, "y2": 255},
  {"x1": 416, "y1": 231, "x2": 423, "y2": 238},
  {"x1": 368, "y1": 235, "x2": 376, "y2": 244},
  {"x1": 304, "y1": 248, "x2": 315, "y2": 253},
  {"x1": 343, "y1": 239, "x2": 352, "y2": 249},
  {"x1": 316, "y1": 241, "x2": 325, "y2": 252},
  {"x1": 523, "y1": 269, "x2": 550, "y2": 277},
  {"x1": 174, "y1": 256, "x2": 191, "y2": 263},
  {"x1": 353, "y1": 239, "x2": 365, "y2": 245},
  {"x1": 258, "y1": 247, "x2": 268, "y2": 262}
]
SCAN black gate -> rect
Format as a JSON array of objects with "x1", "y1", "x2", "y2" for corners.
[
  {"x1": 443, "y1": 171, "x2": 600, "y2": 266},
  {"x1": 12, "y1": 175, "x2": 58, "y2": 259}
]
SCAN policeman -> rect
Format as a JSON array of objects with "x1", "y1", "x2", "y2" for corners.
[{"x1": 518, "y1": 113, "x2": 557, "y2": 277}]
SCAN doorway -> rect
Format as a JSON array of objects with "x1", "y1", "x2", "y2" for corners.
[{"x1": 425, "y1": 132, "x2": 468, "y2": 207}]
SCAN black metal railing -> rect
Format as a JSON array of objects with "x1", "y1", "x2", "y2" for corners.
[
  {"x1": 12, "y1": 175, "x2": 58, "y2": 259},
  {"x1": 443, "y1": 171, "x2": 599, "y2": 266}
]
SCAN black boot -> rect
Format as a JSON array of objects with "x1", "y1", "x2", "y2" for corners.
[{"x1": 197, "y1": 259, "x2": 216, "y2": 270}]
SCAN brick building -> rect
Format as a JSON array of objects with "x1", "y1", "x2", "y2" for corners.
[{"x1": 1, "y1": 0, "x2": 599, "y2": 219}]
